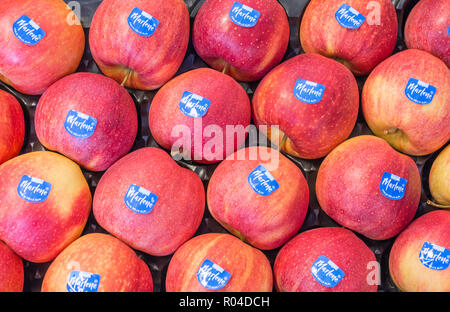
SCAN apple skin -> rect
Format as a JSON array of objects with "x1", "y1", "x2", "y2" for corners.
[
  {"x1": 274, "y1": 227, "x2": 377, "y2": 292},
  {"x1": 252, "y1": 53, "x2": 359, "y2": 159},
  {"x1": 0, "y1": 0, "x2": 85, "y2": 95},
  {"x1": 300, "y1": 0, "x2": 397, "y2": 75},
  {"x1": 149, "y1": 68, "x2": 251, "y2": 164},
  {"x1": 316, "y1": 135, "x2": 421, "y2": 241},
  {"x1": 207, "y1": 146, "x2": 309, "y2": 250},
  {"x1": 93, "y1": 147, "x2": 205, "y2": 257},
  {"x1": 35, "y1": 72, "x2": 138, "y2": 172},
  {"x1": 405, "y1": 0, "x2": 450, "y2": 67},
  {"x1": 192, "y1": 0, "x2": 289, "y2": 81},
  {"x1": 165, "y1": 233, "x2": 273, "y2": 292},
  {"x1": 0, "y1": 151, "x2": 92, "y2": 263},
  {"x1": 41, "y1": 233, "x2": 153, "y2": 292},
  {"x1": 0, "y1": 240, "x2": 24, "y2": 292},
  {"x1": 429, "y1": 145, "x2": 450, "y2": 207},
  {"x1": 362, "y1": 49, "x2": 450, "y2": 156},
  {"x1": 0, "y1": 90, "x2": 24, "y2": 165},
  {"x1": 89, "y1": 0, "x2": 189, "y2": 90},
  {"x1": 389, "y1": 210, "x2": 450, "y2": 292}
]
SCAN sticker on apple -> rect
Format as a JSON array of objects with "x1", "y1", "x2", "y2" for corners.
[
  {"x1": 66, "y1": 270, "x2": 101, "y2": 292},
  {"x1": 379, "y1": 172, "x2": 407, "y2": 200},
  {"x1": 64, "y1": 109, "x2": 97, "y2": 139},
  {"x1": 404, "y1": 78, "x2": 437, "y2": 105},
  {"x1": 335, "y1": 4, "x2": 365, "y2": 29},
  {"x1": 127, "y1": 7, "x2": 159, "y2": 37},
  {"x1": 179, "y1": 91, "x2": 211, "y2": 118},
  {"x1": 419, "y1": 242, "x2": 450, "y2": 271},
  {"x1": 17, "y1": 175, "x2": 52, "y2": 203},
  {"x1": 197, "y1": 259, "x2": 231, "y2": 290},
  {"x1": 124, "y1": 184, "x2": 158, "y2": 214},
  {"x1": 293, "y1": 78, "x2": 326, "y2": 104},
  {"x1": 248, "y1": 164, "x2": 279, "y2": 196},
  {"x1": 12, "y1": 15, "x2": 46, "y2": 45},
  {"x1": 229, "y1": 2, "x2": 260, "y2": 28},
  {"x1": 311, "y1": 255, "x2": 345, "y2": 287}
]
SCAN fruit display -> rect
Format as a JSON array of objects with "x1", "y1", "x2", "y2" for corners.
[{"x1": 0, "y1": 0, "x2": 448, "y2": 295}]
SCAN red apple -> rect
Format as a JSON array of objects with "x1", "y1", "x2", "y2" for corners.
[
  {"x1": 166, "y1": 233, "x2": 273, "y2": 292},
  {"x1": 207, "y1": 146, "x2": 309, "y2": 250},
  {"x1": 93, "y1": 147, "x2": 205, "y2": 257},
  {"x1": 300, "y1": 0, "x2": 397, "y2": 75},
  {"x1": 0, "y1": 151, "x2": 92, "y2": 263},
  {"x1": 274, "y1": 227, "x2": 378, "y2": 292},
  {"x1": 0, "y1": 90, "x2": 24, "y2": 165},
  {"x1": 428, "y1": 145, "x2": 450, "y2": 209},
  {"x1": 192, "y1": 0, "x2": 289, "y2": 81},
  {"x1": 35, "y1": 72, "x2": 138, "y2": 172},
  {"x1": 89, "y1": 0, "x2": 190, "y2": 90},
  {"x1": 362, "y1": 49, "x2": 450, "y2": 156},
  {"x1": 252, "y1": 53, "x2": 359, "y2": 159},
  {"x1": 149, "y1": 68, "x2": 251, "y2": 164},
  {"x1": 316, "y1": 135, "x2": 421, "y2": 240},
  {"x1": 405, "y1": 0, "x2": 450, "y2": 67},
  {"x1": 41, "y1": 233, "x2": 153, "y2": 292},
  {"x1": 389, "y1": 210, "x2": 450, "y2": 292},
  {"x1": 0, "y1": 0, "x2": 85, "y2": 95},
  {"x1": 0, "y1": 240, "x2": 24, "y2": 292}
]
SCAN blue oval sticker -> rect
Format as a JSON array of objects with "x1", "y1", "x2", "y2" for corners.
[
  {"x1": 197, "y1": 259, "x2": 231, "y2": 290},
  {"x1": 419, "y1": 242, "x2": 450, "y2": 271},
  {"x1": 311, "y1": 255, "x2": 345, "y2": 288},
  {"x1": 405, "y1": 78, "x2": 437, "y2": 105},
  {"x1": 12, "y1": 15, "x2": 46, "y2": 45},
  {"x1": 335, "y1": 4, "x2": 365, "y2": 29},
  {"x1": 229, "y1": 2, "x2": 260, "y2": 28},
  {"x1": 179, "y1": 91, "x2": 211, "y2": 118},
  {"x1": 66, "y1": 271, "x2": 101, "y2": 292},
  {"x1": 124, "y1": 184, "x2": 158, "y2": 214},
  {"x1": 127, "y1": 7, "x2": 159, "y2": 37},
  {"x1": 17, "y1": 175, "x2": 52, "y2": 203},
  {"x1": 64, "y1": 110, "x2": 97, "y2": 139},
  {"x1": 293, "y1": 78, "x2": 326, "y2": 104},
  {"x1": 248, "y1": 164, "x2": 279, "y2": 196},
  {"x1": 379, "y1": 172, "x2": 407, "y2": 200}
]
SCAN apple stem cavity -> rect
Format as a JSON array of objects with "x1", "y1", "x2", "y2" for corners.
[
  {"x1": 426, "y1": 200, "x2": 450, "y2": 209},
  {"x1": 222, "y1": 63, "x2": 230, "y2": 75},
  {"x1": 279, "y1": 133, "x2": 288, "y2": 151},
  {"x1": 121, "y1": 68, "x2": 132, "y2": 87},
  {"x1": 384, "y1": 128, "x2": 399, "y2": 135}
]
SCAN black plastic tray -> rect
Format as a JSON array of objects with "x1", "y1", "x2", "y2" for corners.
[{"x1": 0, "y1": 0, "x2": 444, "y2": 292}]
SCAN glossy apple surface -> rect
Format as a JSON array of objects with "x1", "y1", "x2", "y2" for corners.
[
  {"x1": 89, "y1": 0, "x2": 190, "y2": 90},
  {"x1": 93, "y1": 147, "x2": 205, "y2": 256},
  {"x1": 0, "y1": 90, "x2": 24, "y2": 165},
  {"x1": 316, "y1": 135, "x2": 421, "y2": 240},
  {"x1": 0, "y1": 151, "x2": 91, "y2": 263},
  {"x1": 428, "y1": 145, "x2": 450, "y2": 208},
  {"x1": 0, "y1": 240, "x2": 24, "y2": 292},
  {"x1": 0, "y1": 0, "x2": 85, "y2": 95}
]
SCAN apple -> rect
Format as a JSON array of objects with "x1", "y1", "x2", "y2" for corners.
[
  {"x1": 0, "y1": 240, "x2": 24, "y2": 292},
  {"x1": 316, "y1": 135, "x2": 422, "y2": 240},
  {"x1": 428, "y1": 145, "x2": 450, "y2": 209},
  {"x1": 149, "y1": 68, "x2": 251, "y2": 164},
  {"x1": 300, "y1": 0, "x2": 397, "y2": 75},
  {"x1": 165, "y1": 233, "x2": 272, "y2": 292},
  {"x1": 404, "y1": 0, "x2": 450, "y2": 67},
  {"x1": 0, "y1": 151, "x2": 92, "y2": 263},
  {"x1": 362, "y1": 49, "x2": 450, "y2": 156},
  {"x1": 0, "y1": 0, "x2": 85, "y2": 95},
  {"x1": 41, "y1": 233, "x2": 153, "y2": 292},
  {"x1": 274, "y1": 227, "x2": 378, "y2": 292},
  {"x1": 192, "y1": 0, "x2": 289, "y2": 81},
  {"x1": 35, "y1": 72, "x2": 138, "y2": 172},
  {"x1": 89, "y1": 0, "x2": 190, "y2": 90},
  {"x1": 389, "y1": 210, "x2": 450, "y2": 292},
  {"x1": 93, "y1": 147, "x2": 205, "y2": 257},
  {"x1": 252, "y1": 53, "x2": 359, "y2": 159},
  {"x1": 206, "y1": 146, "x2": 309, "y2": 250},
  {"x1": 0, "y1": 90, "x2": 25, "y2": 165}
]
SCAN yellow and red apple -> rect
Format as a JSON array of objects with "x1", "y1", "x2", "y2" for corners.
[
  {"x1": 428, "y1": 145, "x2": 450, "y2": 209},
  {"x1": 0, "y1": 90, "x2": 24, "y2": 165}
]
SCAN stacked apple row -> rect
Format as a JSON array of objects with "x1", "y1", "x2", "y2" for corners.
[{"x1": 0, "y1": 0, "x2": 449, "y2": 292}]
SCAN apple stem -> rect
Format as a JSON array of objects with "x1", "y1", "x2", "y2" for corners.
[
  {"x1": 384, "y1": 128, "x2": 399, "y2": 135},
  {"x1": 427, "y1": 200, "x2": 450, "y2": 209},
  {"x1": 279, "y1": 134, "x2": 288, "y2": 151},
  {"x1": 121, "y1": 68, "x2": 132, "y2": 87},
  {"x1": 222, "y1": 63, "x2": 230, "y2": 75}
]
